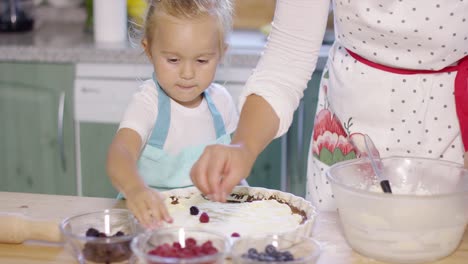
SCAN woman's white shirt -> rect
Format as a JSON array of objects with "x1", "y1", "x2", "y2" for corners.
[{"x1": 239, "y1": 0, "x2": 468, "y2": 138}]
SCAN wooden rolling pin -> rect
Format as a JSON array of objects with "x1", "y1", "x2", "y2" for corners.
[{"x1": 0, "y1": 213, "x2": 62, "y2": 244}]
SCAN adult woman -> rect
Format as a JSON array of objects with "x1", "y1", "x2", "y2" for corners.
[{"x1": 190, "y1": 0, "x2": 468, "y2": 210}]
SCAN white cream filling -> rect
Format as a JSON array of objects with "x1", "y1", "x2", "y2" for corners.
[{"x1": 163, "y1": 194, "x2": 303, "y2": 238}]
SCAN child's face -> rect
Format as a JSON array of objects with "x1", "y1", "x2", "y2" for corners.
[{"x1": 144, "y1": 13, "x2": 224, "y2": 108}]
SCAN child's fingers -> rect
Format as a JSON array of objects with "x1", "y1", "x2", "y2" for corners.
[
  {"x1": 206, "y1": 152, "x2": 227, "y2": 202},
  {"x1": 220, "y1": 173, "x2": 242, "y2": 202},
  {"x1": 129, "y1": 201, "x2": 153, "y2": 229},
  {"x1": 143, "y1": 191, "x2": 174, "y2": 227},
  {"x1": 161, "y1": 210, "x2": 173, "y2": 223},
  {"x1": 144, "y1": 196, "x2": 167, "y2": 228},
  {"x1": 151, "y1": 203, "x2": 172, "y2": 224},
  {"x1": 155, "y1": 193, "x2": 173, "y2": 223}
]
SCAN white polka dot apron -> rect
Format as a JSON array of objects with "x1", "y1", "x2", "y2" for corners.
[{"x1": 306, "y1": 0, "x2": 468, "y2": 211}]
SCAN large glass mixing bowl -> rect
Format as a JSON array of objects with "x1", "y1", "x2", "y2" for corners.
[{"x1": 327, "y1": 156, "x2": 468, "y2": 264}]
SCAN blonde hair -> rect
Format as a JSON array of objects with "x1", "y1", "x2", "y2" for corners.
[{"x1": 138, "y1": 0, "x2": 233, "y2": 55}]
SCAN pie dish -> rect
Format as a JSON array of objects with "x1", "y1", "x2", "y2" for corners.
[{"x1": 161, "y1": 186, "x2": 317, "y2": 242}]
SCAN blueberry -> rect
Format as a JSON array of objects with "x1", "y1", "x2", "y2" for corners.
[
  {"x1": 265, "y1": 244, "x2": 276, "y2": 256},
  {"x1": 257, "y1": 253, "x2": 267, "y2": 261},
  {"x1": 276, "y1": 254, "x2": 287, "y2": 261},
  {"x1": 189, "y1": 206, "x2": 199, "y2": 215},
  {"x1": 283, "y1": 251, "x2": 294, "y2": 261},
  {"x1": 85, "y1": 228, "x2": 100, "y2": 237},
  {"x1": 247, "y1": 248, "x2": 258, "y2": 256},
  {"x1": 114, "y1": 231, "x2": 124, "y2": 237},
  {"x1": 248, "y1": 254, "x2": 258, "y2": 260}
]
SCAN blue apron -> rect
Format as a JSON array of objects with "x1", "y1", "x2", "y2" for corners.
[{"x1": 137, "y1": 75, "x2": 231, "y2": 191}]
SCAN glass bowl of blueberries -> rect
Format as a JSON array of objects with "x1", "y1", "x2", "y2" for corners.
[
  {"x1": 60, "y1": 209, "x2": 142, "y2": 264},
  {"x1": 230, "y1": 234, "x2": 321, "y2": 264},
  {"x1": 131, "y1": 226, "x2": 229, "y2": 264}
]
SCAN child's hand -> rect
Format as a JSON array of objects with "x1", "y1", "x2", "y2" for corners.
[{"x1": 124, "y1": 186, "x2": 173, "y2": 229}]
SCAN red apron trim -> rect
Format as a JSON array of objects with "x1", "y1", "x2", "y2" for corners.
[{"x1": 346, "y1": 49, "x2": 468, "y2": 152}]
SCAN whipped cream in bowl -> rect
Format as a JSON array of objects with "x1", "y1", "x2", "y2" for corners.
[{"x1": 327, "y1": 156, "x2": 468, "y2": 264}]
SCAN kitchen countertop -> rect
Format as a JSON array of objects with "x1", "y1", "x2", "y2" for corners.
[
  {"x1": 0, "y1": 22, "x2": 263, "y2": 67},
  {"x1": 0, "y1": 7, "x2": 330, "y2": 69},
  {"x1": 0, "y1": 191, "x2": 466, "y2": 264}
]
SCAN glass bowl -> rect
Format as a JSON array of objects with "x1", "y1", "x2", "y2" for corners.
[
  {"x1": 60, "y1": 209, "x2": 141, "y2": 264},
  {"x1": 131, "y1": 227, "x2": 229, "y2": 264},
  {"x1": 230, "y1": 235, "x2": 321, "y2": 264},
  {"x1": 327, "y1": 156, "x2": 468, "y2": 264}
]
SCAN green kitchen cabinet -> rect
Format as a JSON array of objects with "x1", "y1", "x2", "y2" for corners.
[
  {"x1": 79, "y1": 123, "x2": 119, "y2": 198},
  {"x1": 247, "y1": 137, "x2": 282, "y2": 190},
  {"x1": 0, "y1": 62, "x2": 76, "y2": 195}
]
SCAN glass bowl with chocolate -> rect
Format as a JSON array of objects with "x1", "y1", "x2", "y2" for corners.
[
  {"x1": 60, "y1": 209, "x2": 141, "y2": 264},
  {"x1": 131, "y1": 226, "x2": 229, "y2": 264}
]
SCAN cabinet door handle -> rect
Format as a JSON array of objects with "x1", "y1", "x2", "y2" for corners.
[
  {"x1": 57, "y1": 92, "x2": 66, "y2": 171},
  {"x1": 81, "y1": 87, "x2": 100, "y2": 94}
]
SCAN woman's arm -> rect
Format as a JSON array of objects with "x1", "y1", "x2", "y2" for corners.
[
  {"x1": 239, "y1": 0, "x2": 331, "y2": 137},
  {"x1": 191, "y1": 95, "x2": 278, "y2": 202},
  {"x1": 190, "y1": 0, "x2": 331, "y2": 201}
]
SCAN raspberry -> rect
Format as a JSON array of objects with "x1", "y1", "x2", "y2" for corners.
[
  {"x1": 172, "y1": 242, "x2": 182, "y2": 249},
  {"x1": 203, "y1": 247, "x2": 218, "y2": 255},
  {"x1": 201, "y1": 241, "x2": 213, "y2": 251},
  {"x1": 185, "y1": 238, "x2": 197, "y2": 248},
  {"x1": 199, "y1": 212, "x2": 209, "y2": 223},
  {"x1": 189, "y1": 206, "x2": 199, "y2": 215},
  {"x1": 149, "y1": 239, "x2": 219, "y2": 259},
  {"x1": 192, "y1": 246, "x2": 204, "y2": 256},
  {"x1": 231, "y1": 232, "x2": 240, "y2": 237},
  {"x1": 201, "y1": 240, "x2": 218, "y2": 255}
]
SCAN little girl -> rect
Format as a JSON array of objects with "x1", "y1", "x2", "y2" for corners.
[{"x1": 106, "y1": 0, "x2": 237, "y2": 229}]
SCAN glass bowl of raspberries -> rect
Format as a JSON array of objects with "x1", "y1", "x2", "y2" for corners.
[
  {"x1": 59, "y1": 209, "x2": 141, "y2": 264},
  {"x1": 131, "y1": 226, "x2": 229, "y2": 264},
  {"x1": 230, "y1": 234, "x2": 321, "y2": 264}
]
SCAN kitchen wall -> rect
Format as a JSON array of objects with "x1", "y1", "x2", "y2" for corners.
[{"x1": 233, "y1": 0, "x2": 275, "y2": 29}]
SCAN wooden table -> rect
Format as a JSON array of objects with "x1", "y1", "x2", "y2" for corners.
[{"x1": 0, "y1": 191, "x2": 466, "y2": 264}]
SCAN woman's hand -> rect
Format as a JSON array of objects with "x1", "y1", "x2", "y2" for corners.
[
  {"x1": 190, "y1": 143, "x2": 256, "y2": 202},
  {"x1": 124, "y1": 185, "x2": 173, "y2": 229}
]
